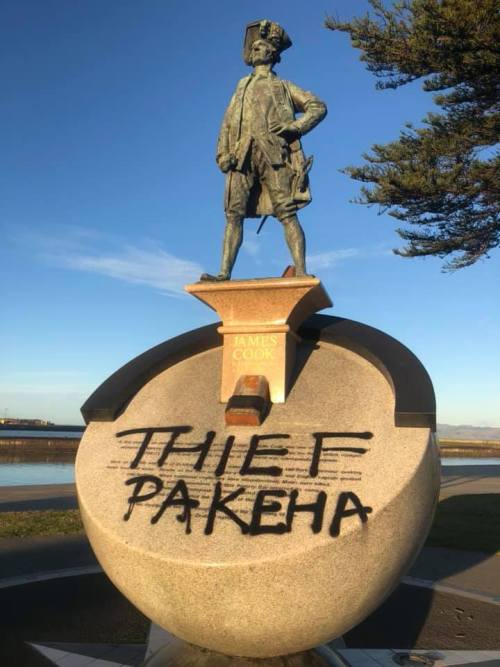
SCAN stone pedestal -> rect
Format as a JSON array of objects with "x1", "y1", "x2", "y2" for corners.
[
  {"x1": 185, "y1": 277, "x2": 332, "y2": 403},
  {"x1": 77, "y1": 315, "x2": 439, "y2": 659}
]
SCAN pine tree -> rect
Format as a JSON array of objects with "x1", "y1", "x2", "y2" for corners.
[{"x1": 326, "y1": 0, "x2": 499, "y2": 270}]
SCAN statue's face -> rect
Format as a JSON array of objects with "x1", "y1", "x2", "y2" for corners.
[{"x1": 250, "y1": 39, "x2": 275, "y2": 65}]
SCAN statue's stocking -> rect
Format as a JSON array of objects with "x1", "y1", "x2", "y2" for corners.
[
  {"x1": 282, "y1": 215, "x2": 307, "y2": 275},
  {"x1": 220, "y1": 216, "x2": 243, "y2": 278}
]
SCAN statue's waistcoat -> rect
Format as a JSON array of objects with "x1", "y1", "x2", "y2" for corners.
[
  {"x1": 221, "y1": 74, "x2": 311, "y2": 217},
  {"x1": 228, "y1": 74, "x2": 295, "y2": 149}
]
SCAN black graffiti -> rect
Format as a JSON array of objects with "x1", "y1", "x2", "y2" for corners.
[
  {"x1": 249, "y1": 490, "x2": 288, "y2": 535},
  {"x1": 116, "y1": 427, "x2": 372, "y2": 477},
  {"x1": 214, "y1": 435, "x2": 235, "y2": 477},
  {"x1": 240, "y1": 434, "x2": 290, "y2": 477},
  {"x1": 117, "y1": 427, "x2": 375, "y2": 538},
  {"x1": 309, "y1": 432, "x2": 373, "y2": 477},
  {"x1": 329, "y1": 491, "x2": 372, "y2": 537},
  {"x1": 286, "y1": 489, "x2": 327, "y2": 534},
  {"x1": 123, "y1": 474, "x2": 163, "y2": 521},
  {"x1": 204, "y1": 482, "x2": 249, "y2": 535},
  {"x1": 157, "y1": 429, "x2": 215, "y2": 470},
  {"x1": 116, "y1": 426, "x2": 192, "y2": 469},
  {"x1": 150, "y1": 479, "x2": 199, "y2": 534},
  {"x1": 122, "y1": 476, "x2": 372, "y2": 539}
]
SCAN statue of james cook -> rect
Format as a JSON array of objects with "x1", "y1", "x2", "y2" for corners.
[{"x1": 202, "y1": 20, "x2": 327, "y2": 281}]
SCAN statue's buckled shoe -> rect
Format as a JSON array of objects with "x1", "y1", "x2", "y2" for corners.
[{"x1": 200, "y1": 273, "x2": 230, "y2": 282}]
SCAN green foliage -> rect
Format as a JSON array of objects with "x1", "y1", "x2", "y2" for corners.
[
  {"x1": 0, "y1": 509, "x2": 83, "y2": 538},
  {"x1": 326, "y1": 0, "x2": 500, "y2": 269}
]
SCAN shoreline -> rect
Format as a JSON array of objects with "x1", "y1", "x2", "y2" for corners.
[
  {"x1": 1, "y1": 436, "x2": 500, "y2": 458},
  {"x1": 0, "y1": 424, "x2": 84, "y2": 432},
  {"x1": 440, "y1": 449, "x2": 500, "y2": 458},
  {"x1": 0, "y1": 438, "x2": 80, "y2": 454},
  {"x1": 439, "y1": 438, "x2": 500, "y2": 458}
]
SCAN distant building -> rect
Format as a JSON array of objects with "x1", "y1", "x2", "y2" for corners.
[{"x1": 0, "y1": 417, "x2": 54, "y2": 426}]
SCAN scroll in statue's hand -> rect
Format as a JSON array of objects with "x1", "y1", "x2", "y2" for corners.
[{"x1": 218, "y1": 154, "x2": 237, "y2": 173}]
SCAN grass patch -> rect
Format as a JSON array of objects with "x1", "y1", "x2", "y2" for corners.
[
  {"x1": 426, "y1": 494, "x2": 500, "y2": 553},
  {"x1": 0, "y1": 509, "x2": 83, "y2": 538}
]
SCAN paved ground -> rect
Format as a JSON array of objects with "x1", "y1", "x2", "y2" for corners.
[
  {"x1": 1, "y1": 469, "x2": 499, "y2": 665},
  {"x1": 440, "y1": 465, "x2": 500, "y2": 499},
  {"x1": 0, "y1": 483, "x2": 78, "y2": 512},
  {"x1": 0, "y1": 572, "x2": 149, "y2": 666},
  {"x1": 409, "y1": 547, "x2": 500, "y2": 600},
  {"x1": 0, "y1": 533, "x2": 95, "y2": 581}
]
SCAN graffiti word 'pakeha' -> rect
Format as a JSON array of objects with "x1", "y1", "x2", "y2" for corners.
[{"x1": 116, "y1": 426, "x2": 374, "y2": 538}]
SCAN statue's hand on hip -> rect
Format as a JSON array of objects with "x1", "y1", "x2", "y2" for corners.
[{"x1": 269, "y1": 121, "x2": 301, "y2": 141}]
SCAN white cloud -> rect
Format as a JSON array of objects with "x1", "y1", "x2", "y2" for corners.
[
  {"x1": 58, "y1": 246, "x2": 202, "y2": 295},
  {"x1": 307, "y1": 248, "x2": 360, "y2": 270},
  {"x1": 307, "y1": 244, "x2": 392, "y2": 271},
  {"x1": 242, "y1": 238, "x2": 260, "y2": 257},
  {"x1": 20, "y1": 226, "x2": 203, "y2": 296}
]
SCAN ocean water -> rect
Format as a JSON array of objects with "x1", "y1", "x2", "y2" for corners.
[
  {"x1": 0, "y1": 429, "x2": 82, "y2": 438},
  {"x1": 441, "y1": 457, "x2": 500, "y2": 466},
  {"x1": 0, "y1": 458, "x2": 498, "y2": 487},
  {"x1": 0, "y1": 462, "x2": 75, "y2": 486},
  {"x1": 0, "y1": 429, "x2": 79, "y2": 485}
]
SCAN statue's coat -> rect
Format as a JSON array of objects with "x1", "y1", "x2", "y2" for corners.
[{"x1": 216, "y1": 73, "x2": 327, "y2": 218}]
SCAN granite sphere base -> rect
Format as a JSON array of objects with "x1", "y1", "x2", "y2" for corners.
[{"x1": 77, "y1": 317, "x2": 439, "y2": 658}]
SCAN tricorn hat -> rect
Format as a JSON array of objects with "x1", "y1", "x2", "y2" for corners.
[{"x1": 243, "y1": 19, "x2": 292, "y2": 65}]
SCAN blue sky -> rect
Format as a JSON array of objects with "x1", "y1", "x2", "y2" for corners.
[{"x1": 1, "y1": 0, "x2": 498, "y2": 426}]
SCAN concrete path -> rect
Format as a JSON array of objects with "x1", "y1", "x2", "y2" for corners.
[
  {"x1": 0, "y1": 533, "x2": 98, "y2": 582},
  {"x1": 0, "y1": 482, "x2": 78, "y2": 511},
  {"x1": 440, "y1": 464, "x2": 500, "y2": 499},
  {"x1": 30, "y1": 641, "x2": 145, "y2": 666},
  {"x1": 31, "y1": 618, "x2": 500, "y2": 666},
  {"x1": 408, "y1": 546, "x2": 500, "y2": 600}
]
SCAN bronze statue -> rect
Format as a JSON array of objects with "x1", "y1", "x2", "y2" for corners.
[{"x1": 202, "y1": 20, "x2": 327, "y2": 281}]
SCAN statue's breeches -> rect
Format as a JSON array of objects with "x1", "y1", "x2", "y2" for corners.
[{"x1": 225, "y1": 143, "x2": 297, "y2": 221}]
